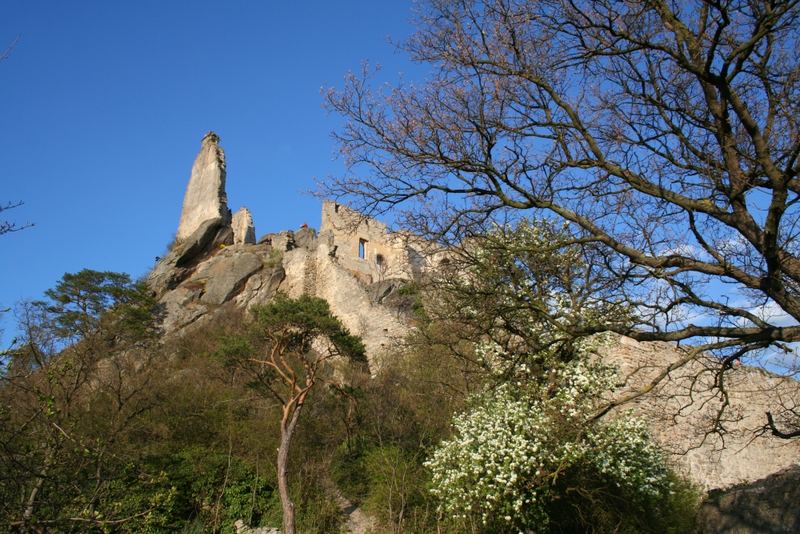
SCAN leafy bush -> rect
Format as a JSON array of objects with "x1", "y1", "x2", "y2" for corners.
[{"x1": 105, "y1": 447, "x2": 275, "y2": 533}]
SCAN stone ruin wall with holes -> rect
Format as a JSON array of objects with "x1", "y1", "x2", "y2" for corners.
[
  {"x1": 318, "y1": 201, "x2": 442, "y2": 284},
  {"x1": 147, "y1": 132, "x2": 800, "y2": 501}
]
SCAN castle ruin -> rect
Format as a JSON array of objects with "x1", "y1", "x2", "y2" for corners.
[{"x1": 149, "y1": 132, "x2": 433, "y2": 367}]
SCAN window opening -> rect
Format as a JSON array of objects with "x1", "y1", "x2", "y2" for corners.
[{"x1": 358, "y1": 238, "x2": 367, "y2": 259}]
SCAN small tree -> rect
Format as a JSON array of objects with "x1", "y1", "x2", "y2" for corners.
[{"x1": 220, "y1": 294, "x2": 366, "y2": 534}]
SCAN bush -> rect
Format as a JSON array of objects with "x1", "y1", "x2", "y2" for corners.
[
  {"x1": 426, "y1": 381, "x2": 699, "y2": 533},
  {"x1": 105, "y1": 447, "x2": 275, "y2": 533},
  {"x1": 362, "y1": 445, "x2": 427, "y2": 525}
]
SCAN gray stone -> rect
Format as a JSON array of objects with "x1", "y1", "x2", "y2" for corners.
[
  {"x1": 176, "y1": 132, "x2": 230, "y2": 241},
  {"x1": 294, "y1": 226, "x2": 317, "y2": 250},
  {"x1": 368, "y1": 278, "x2": 417, "y2": 314},
  {"x1": 259, "y1": 231, "x2": 294, "y2": 251},
  {"x1": 234, "y1": 263, "x2": 286, "y2": 308},
  {"x1": 232, "y1": 207, "x2": 256, "y2": 244},
  {"x1": 234, "y1": 520, "x2": 280, "y2": 534},
  {"x1": 148, "y1": 217, "x2": 233, "y2": 296},
  {"x1": 697, "y1": 466, "x2": 800, "y2": 533},
  {"x1": 198, "y1": 253, "x2": 263, "y2": 305},
  {"x1": 174, "y1": 217, "x2": 232, "y2": 268}
]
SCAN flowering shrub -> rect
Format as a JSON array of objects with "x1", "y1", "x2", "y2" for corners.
[
  {"x1": 420, "y1": 218, "x2": 697, "y2": 532},
  {"x1": 425, "y1": 361, "x2": 675, "y2": 532}
]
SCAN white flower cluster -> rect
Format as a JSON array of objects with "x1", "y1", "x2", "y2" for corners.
[
  {"x1": 587, "y1": 417, "x2": 673, "y2": 500},
  {"x1": 425, "y1": 352, "x2": 672, "y2": 530},
  {"x1": 425, "y1": 384, "x2": 557, "y2": 527},
  {"x1": 549, "y1": 357, "x2": 617, "y2": 416}
]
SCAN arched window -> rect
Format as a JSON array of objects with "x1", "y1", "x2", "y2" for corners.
[
  {"x1": 376, "y1": 253, "x2": 386, "y2": 267},
  {"x1": 358, "y1": 238, "x2": 367, "y2": 259}
]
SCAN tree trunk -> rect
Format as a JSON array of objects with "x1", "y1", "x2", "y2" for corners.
[
  {"x1": 277, "y1": 405, "x2": 302, "y2": 534},
  {"x1": 21, "y1": 446, "x2": 55, "y2": 532}
]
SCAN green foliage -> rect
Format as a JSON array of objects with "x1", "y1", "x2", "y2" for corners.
[
  {"x1": 0, "y1": 269, "x2": 169, "y2": 531},
  {"x1": 39, "y1": 269, "x2": 161, "y2": 340},
  {"x1": 329, "y1": 345, "x2": 468, "y2": 533},
  {"x1": 250, "y1": 293, "x2": 366, "y2": 363},
  {"x1": 52, "y1": 447, "x2": 276, "y2": 534},
  {"x1": 360, "y1": 445, "x2": 428, "y2": 524}
]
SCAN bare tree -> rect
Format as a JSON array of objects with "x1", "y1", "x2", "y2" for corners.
[
  {"x1": 1, "y1": 39, "x2": 31, "y2": 238},
  {"x1": 0, "y1": 200, "x2": 31, "y2": 236},
  {"x1": 325, "y1": 0, "x2": 800, "y2": 436},
  {"x1": 0, "y1": 36, "x2": 33, "y2": 235}
]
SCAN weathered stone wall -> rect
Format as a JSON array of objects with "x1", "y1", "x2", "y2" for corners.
[
  {"x1": 319, "y1": 201, "x2": 443, "y2": 283},
  {"x1": 602, "y1": 336, "x2": 800, "y2": 491}
]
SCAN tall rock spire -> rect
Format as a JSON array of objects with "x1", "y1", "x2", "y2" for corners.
[{"x1": 176, "y1": 131, "x2": 230, "y2": 240}]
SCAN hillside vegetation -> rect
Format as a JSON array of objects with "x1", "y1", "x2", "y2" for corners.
[{"x1": 0, "y1": 220, "x2": 702, "y2": 533}]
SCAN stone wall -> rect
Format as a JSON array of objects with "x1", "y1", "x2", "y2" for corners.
[
  {"x1": 319, "y1": 201, "x2": 441, "y2": 284},
  {"x1": 602, "y1": 336, "x2": 800, "y2": 491}
]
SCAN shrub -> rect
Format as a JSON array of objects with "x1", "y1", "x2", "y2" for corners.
[{"x1": 426, "y1": 363, "x2": 697, "y2": 533}]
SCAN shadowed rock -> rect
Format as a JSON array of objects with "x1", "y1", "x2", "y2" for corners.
[
  {"x1": 697, "y1": 466, "x2": 800, "y2": 533},
  {"x1": 148, "y1": 216, "x2": 233, "y2": 295},
  {"x1": 177, "y1": 132, "x2": 230, "y2": 240}
]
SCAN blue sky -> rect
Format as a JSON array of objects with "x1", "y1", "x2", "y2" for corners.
[{"x1": 0, "y1": 1, "x2": 423, "y2": 338}]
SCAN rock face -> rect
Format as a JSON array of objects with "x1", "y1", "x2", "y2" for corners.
[
  {"x1": 148, "y1": 216, "x2": 233, "y2": 295},
  {"x1": 232, "y1": 207, "x2": 256, "y2": 245},
  {"x1": 697, "y1": 466, "x2": 800, "y2": 533},
  {"x1": 176, "y1": 132, "x2": 230, "y2": 241}
]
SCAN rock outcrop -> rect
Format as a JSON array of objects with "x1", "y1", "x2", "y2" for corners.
[
  {"x1": 176, "y1": 132, "x2": 230, "y2": 241},
  {"x1": 232, "y1": 207, "x2": 256, "y2": 245},
  {"x1": 148, "y1": 216, "x2": 233, "y2": 295},
  {"x1": 696, "y1": 466, "x2": 800, "y2": 533}
]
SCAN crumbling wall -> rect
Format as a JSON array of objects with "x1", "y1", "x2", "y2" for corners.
[{"x1": 320, "y1": 201, "x2": 443, "y2": 283}]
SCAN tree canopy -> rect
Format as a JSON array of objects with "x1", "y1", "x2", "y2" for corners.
[{"x1": 325, "y1": 0, "x2": 800, "y2": 435}]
